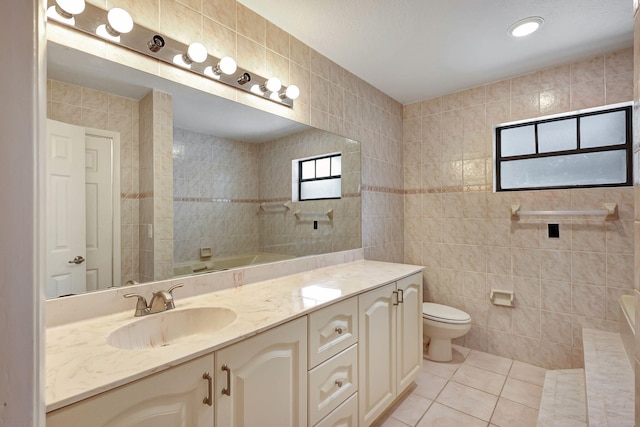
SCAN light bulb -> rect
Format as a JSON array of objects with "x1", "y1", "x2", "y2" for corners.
[
  {"x1": 269, "y1": 92, "x2": 280, "y2": 101},
  {"x1": 285, "y1": 85, "x2": 300, "y2": 100},
  {"x1": 204, "y1": 66, "x2": 221, "y2": 79},
  {"x1": 47, "y1": 5, "x2": 75, "y2": 25},
  {"x1": 55, "y1": 0, "x2": 85, "y2": 17},
  {"x1": 186, "y1": 42, "x2": 207, "y2": 64},
  {"x1": 96, "y1": 24, "x2": 120, "y2": 42},
  {"x1": 106, "y1": 8, "x2": 133, "y2": 36},
  {"x1": 250, "y1": 85, "x2": 263, "y2": 95},
  {"x1": 173, "y1": 54, "x2": 191, "y2": 68},
  {"x1": 264, "y1": 77, "x2": 282, "y2": 93},
  {"x1": 218, "y1": 57, "x2": 237, "y2": 75}
]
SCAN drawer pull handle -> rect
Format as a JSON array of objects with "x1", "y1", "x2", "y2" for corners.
[
  {"x1": 335, "y1": 327, "x2": 343, "y2": 334},
  {"x1": 222, "y1": 364, "x2": 231, "y2": 396},
  {"x1": 202, "y1": 372, "x2": 212, "y2": 406},
  {"x1": 335, "y1": 379, "x2": 344, "y2": 388}
]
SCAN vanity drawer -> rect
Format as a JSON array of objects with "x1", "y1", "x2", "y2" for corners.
[
  {"x1": 308, "y1": 297, "x2": 358, "y2": 368},
  {"x1": 314, "y1": 392, "x2": 358, "y2": 427},
  {"x1": 308, "y1": 344, "x2": 358, "y2": 426}
]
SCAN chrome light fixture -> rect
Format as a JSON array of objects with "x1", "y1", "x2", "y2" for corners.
[
  {"x1": 46, "y1": 1, "x2": 297, "y2": 107},
  {"x1": 508, "y1": 16, "x2": 544, "y2": 38},
  {"x1": 96, "y1": 8, "x2": 133, "y2": 42}
]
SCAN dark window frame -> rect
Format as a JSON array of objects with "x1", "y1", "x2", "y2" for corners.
[
  {"x1": 495, "y1": 105, "x2": 632, "y2": 192},
  {"x1": 298, "y1": 153, "x2": 342, "y2": 201}
]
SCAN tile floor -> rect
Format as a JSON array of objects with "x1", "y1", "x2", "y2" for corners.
[{"x1": 373, "y1": 346, "x2": 547, "y2": 427}]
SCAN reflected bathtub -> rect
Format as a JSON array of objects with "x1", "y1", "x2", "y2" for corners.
[
  {"x1": 173, "y1": 252, "x2": 296, "y2": 278},
  {"x1": 619, "y1": 294, "x2": 635, "y2": 366}
]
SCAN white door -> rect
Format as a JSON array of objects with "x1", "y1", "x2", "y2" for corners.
[
  {"x1": 358, "y1": 282, "x2": 396, "y2": 426},
  {"x1": 85, "y1": 133, "x2": 115, "y2": 292},
  {"x1": 216, "y1": 317, "x2": 308, "y2": 427},
  {"x1": 46, "y1": 119, "x2": 86, "y2": 297}
]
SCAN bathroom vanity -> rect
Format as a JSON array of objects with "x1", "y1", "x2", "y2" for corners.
[{"x1": 45, "y1": 260, "x2": 423, "y2": 427}]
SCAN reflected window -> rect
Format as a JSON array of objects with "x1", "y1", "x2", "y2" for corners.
[
  {"x1": 294, "y1": 153, "x2": 342, "y2": 201},
  {"x1": 495, "y1": 104, "x2": 632, "y2": 191}
]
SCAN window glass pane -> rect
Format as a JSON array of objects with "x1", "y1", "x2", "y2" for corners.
[
  {"x1": 300, "y1": 178, "x2": 341, "y2": 200},
  {"x1": 500, "y1": 125, "x2": 536, "y2": 157},
  {"x1": 500, "y1": 150, "x2": 627, "y2": 189},
  {"x1": 316, "y1": 157, "x2": 331, "y2": 178},
  {"x1": 538, "y1": 118, "x2": 577, "y2": 153},
  {"x1": 331, "y1": 156, "x2": 342, "y2": 176},
  {"x1": 581, "y1": 110, "x2": 627, "y2": 148},
  {"x1": 301, "y1": 160, "x2": 315, "y2": 179}
]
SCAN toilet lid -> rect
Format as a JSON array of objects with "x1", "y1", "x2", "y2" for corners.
[{"x1": 423, "y1": 302, "x2": 471, "y2": 324}]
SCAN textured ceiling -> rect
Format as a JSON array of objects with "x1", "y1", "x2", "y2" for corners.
[{"x1": 238, "y1": 0, "x2": 634, "y2": 104}]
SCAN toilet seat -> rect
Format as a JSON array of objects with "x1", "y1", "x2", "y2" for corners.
[{"x1": 422, "y1": 302, "x2": 471, "y2": 324}]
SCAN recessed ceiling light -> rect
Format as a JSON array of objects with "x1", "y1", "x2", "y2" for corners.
[{"x1": 508, "y1": 16, "x2": 544, "y2": 38}]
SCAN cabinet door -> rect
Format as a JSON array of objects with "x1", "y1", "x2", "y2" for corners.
[
  {"x1": 396, "y1": 273, "x2": 423, "y2": 391},
  {"x1": 358, "y1": 282, "x2": 396, "y2": 427},
  {"x1": 46, "y1": 355, "x2": 214, "y2": 427},
  {"x1": 216, "y1": 317, "x2": 307, "y2": 427}
]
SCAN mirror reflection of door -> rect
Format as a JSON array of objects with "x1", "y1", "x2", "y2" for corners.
[{"x1": 46, "y1": 119, "x2": 121, "y2": 298}]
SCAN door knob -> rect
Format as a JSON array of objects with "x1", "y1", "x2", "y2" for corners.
[{"x1": 68, "y1": 256, "x2": 85, "y2": 264}]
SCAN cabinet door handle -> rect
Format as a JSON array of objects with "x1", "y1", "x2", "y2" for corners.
[
  {"x1": 398, "y1": 289, "x2": 404, "y2": 304},
  {"x1": 392, "y1": 290, "x2": 399, "y2": 306},
  {"x1": 202, "y1": 373, "x2": 213, "y2": 406},
  {"x1": 221, "y1": 364, "x2": 231, "y2": 396},
  {"x1": 334, "y1": 326, "x2": 343, "y2": 334}
]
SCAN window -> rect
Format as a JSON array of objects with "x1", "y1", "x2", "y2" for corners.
[
  {"x1": 495, "y1": 104, "x2": 632, "y2": 191},
  {"x1": 294, "y1": 153, "x2": 342, "y2": 201}
]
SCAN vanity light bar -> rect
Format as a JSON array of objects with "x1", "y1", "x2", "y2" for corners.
[{"x1": 46, "y1": 0, "x2": 298, "y2": 107}]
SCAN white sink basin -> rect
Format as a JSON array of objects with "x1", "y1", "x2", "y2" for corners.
[{"x1": 107, "y1": 307, "x2": 237, "y2": 350}]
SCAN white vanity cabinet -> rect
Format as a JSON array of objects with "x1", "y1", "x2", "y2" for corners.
[
  {"x1": 358, "y1": 273, "x2": 423, "y2": 426},
  {"x1": 46, "y1": 354, "x2": 215, "y2": 427},
  {"x1": 215, "y1": 316, "x2": 308, "y2": 427}
]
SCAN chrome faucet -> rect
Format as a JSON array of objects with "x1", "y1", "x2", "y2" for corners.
[{"x1": 124, "y1": 284, "x2": 183, "y2": 317}]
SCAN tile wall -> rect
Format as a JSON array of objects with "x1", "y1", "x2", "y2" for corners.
[
  {"x1": 139, "y1": 90, "x2": 174, "y2": 282},
  {"x1": 403, "y1": 47, "x2": 634, "y2": 369},
  {"x1": 47, "y1": 79, "x2": 142, "y2": 286},
  {"x1": 258, "y1": 128, "x2": 361, "y2": 257},
  {"x1": 173, "y1": 127, "x2": 261, "y2": 263}
]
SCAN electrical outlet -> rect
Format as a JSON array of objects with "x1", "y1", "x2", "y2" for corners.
[{"x1": 548, "y1": 223, "x2": 559, "y2": 238}]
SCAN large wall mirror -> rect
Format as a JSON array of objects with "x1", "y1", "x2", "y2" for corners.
[{"x1": 46, "y1": 41, "x2": 361, "y2": 299}]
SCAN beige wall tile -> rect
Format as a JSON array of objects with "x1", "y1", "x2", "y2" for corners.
[
  {"x1": 159, "y1": 0, "x2": 202, "y2": 44},
  {"x1": 202, "y1": 0, "x2": 235, "y2": 30}
]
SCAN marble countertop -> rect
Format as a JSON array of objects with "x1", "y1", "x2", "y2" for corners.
[{"x1": 46, "y1": 260, "x2": 423, "y2": 412}]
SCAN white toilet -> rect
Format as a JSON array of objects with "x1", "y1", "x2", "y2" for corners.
[{"x1": 423, "y1": 302, "x2": 472, "y2": 362}]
